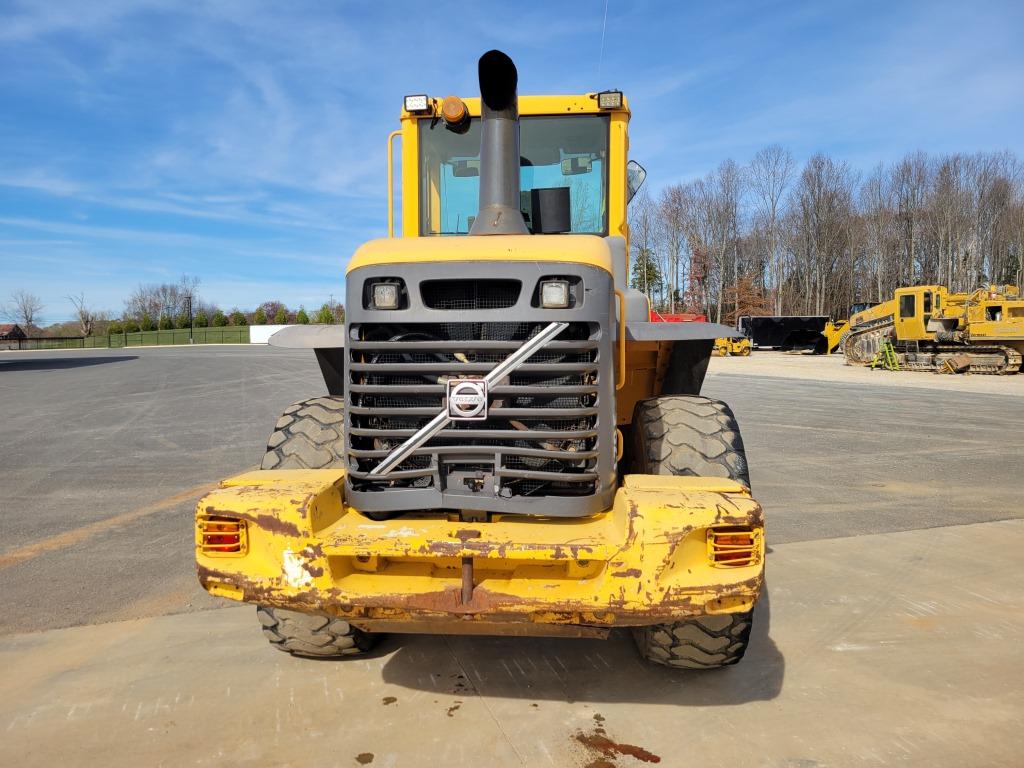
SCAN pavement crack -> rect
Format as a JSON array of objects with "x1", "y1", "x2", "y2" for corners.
[{"x1": 442, "y1": 636, "x2": 528, "y2": 765}]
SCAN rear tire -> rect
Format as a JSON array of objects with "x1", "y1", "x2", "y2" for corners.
[
  {"x1": 630, "y1": 395, "x2": 749, "y2": 488},
  {"x1": 261, "y1": 396, "x2": 346, "y2": 470},
  {"x1": 258, "y1": 606, "x2": 376, "y2": 658},
  {"x1": 630, "y1": 395, "x2": 756, "y2": 668},
  {"x1": 258, "y1": 399, "x2": 379, "y2": 657},
  {"x1": 634, "y1": 612, "x2": 754, "y2": 668}
]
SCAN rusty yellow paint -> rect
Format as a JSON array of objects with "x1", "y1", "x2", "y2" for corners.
[{"x1": 195, "y1": 469, "x2": 764, "y2": 631}]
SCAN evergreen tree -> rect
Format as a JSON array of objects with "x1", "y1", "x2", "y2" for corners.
[
  {"x1": 212, "y1": 310, "x2": 228, "y2": 327},
  {"x1": 273, "y1": 306, "x2": 288, "y2": 324},
  {"x1": 194, "y1": 311, "x2": 209, "y2": 328},
  {"x1": 229, "y1": 309, "x2": 247, "y2": 326},
  {"x1": 174, "y1": 313, "x2": 190, "y2": 329},
  {"x1": 314, "y1": 304, "x2": 334, "y2": 324},
  {"x1": 158, "y1": 314, "x2": 174, "y2": 330},
  {"x1": 139, "y1": 313, "x2": 156, "y2": 332},
  {"x1": 630, "y1": 246, "x2": 663, "y2": 299},
  {"x1": 253, "y1": 307, "x2": 267, "y2": 325},
  {"x1": 295, "y1": 307, "x2": 310, "y2": 324}
]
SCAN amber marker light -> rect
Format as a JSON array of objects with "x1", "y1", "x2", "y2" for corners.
[{"x1": 441, "y1": 95, "x2": 470, "y2": 133}]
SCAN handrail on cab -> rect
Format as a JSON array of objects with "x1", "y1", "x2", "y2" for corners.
[{"x1": 386, "y1": 130, "x2": 401, "y2": 237}]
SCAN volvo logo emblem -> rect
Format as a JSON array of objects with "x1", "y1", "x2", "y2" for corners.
[{"x1": 447, "y1": 378, "x2": 488, "y2": 420}]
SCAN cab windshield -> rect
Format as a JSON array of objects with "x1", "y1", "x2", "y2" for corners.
[{"x1": 418, "y1": 115, "x2": 609, "y2": 236}]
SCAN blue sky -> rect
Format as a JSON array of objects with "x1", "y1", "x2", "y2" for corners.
[{"x1": 2, "y1": 0, "x2": 1022, "y2": 322}]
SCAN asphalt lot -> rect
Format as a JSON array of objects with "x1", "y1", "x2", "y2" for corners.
[{"x1": 1, "y1": 346, "x2": 1022, "y2": 766}]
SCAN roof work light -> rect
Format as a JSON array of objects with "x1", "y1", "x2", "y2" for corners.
[{"x1": 404, "y1": 94, "x2": 431, "y2": 114}]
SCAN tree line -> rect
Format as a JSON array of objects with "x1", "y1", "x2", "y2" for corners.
[
  {"x1": 630, "y1": 147, "x2": 1024, "y2": 323},
  {"x1": 3, "y1": 275, "x2": 345, "y2": 337}
]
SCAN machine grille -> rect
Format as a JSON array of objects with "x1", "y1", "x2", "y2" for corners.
[
  {"x1": 347, "y1": 321, "x2": 600, "y2": 499},
  {"x1": 421, "y1": 279, "x2": 521, "y2": 310}
]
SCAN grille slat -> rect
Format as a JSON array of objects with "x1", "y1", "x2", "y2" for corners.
[
  {"x1": 349, "y1": 384, "x2": 599, "y2": 396},
  {"x1": 349, "y1": 339, "x2": 595, "y2": 351},
  {"x1": 347, "y1": 319, "x2": 599, "y2": 500},
  {"x1": 348, "y1": 427, "x2": 599, "y2": 440},
  {"x1": 350, "y1": 361, "x2": 599, "y2": 373},
  {"x1": 348, "y1": 406, "x2": 599, "y2": 417}
]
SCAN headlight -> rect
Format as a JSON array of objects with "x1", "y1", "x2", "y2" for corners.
[
  {"x1": 540, "y1": 279, "x2": 570, "y2": 309},
  {"x1": 597, "y1": 90, "x2": 623, "y2": 109},
  {"x1": 372, "y1": 283, "x2": 400, "y2": 310}
]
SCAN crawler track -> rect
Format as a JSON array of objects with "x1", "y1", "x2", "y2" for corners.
[{"x1": 844, "y1": 319, "x2": 1021, "y2": 374}]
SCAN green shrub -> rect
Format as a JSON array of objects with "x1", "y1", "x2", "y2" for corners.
[
  {"x1": 174, "y1": 313, "x2": 191, "y2": 329},
  {"x1": 107, "y1": 320, "x2": 124, "y2": 334},
  {"x1": 194, "y1": 311, "x2": 208, "y2": 328},
  {"x1": 158, "y1": 314, "x2": 174, "y2": 330},
  {"x1": 273, "y1": 306, "x2": 288, "y2": 324},
  {"x1": 229, "y1": 309, "x2": 247, "y2": 326},
  {"x1": 139, "y1": 314, "x2": 156, "y2": 332},
  {"x1": 295, "y1": 307, "x2": 310, "y2": 324},
  {"x1": 253, "y1": 307, "x2": 267, "y2": 325},
  {"x1": 123, "y1": 319, "x2": 141, "y2": 333},
  {"x1": 314, "y1": 304, "x2": 334, "y2": 324},
  {"x1": 212, "y1": 310, "x2": 228, "y2": 327}
]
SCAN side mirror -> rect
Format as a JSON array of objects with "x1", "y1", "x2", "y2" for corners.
[{"x1": 627, "y1": 160, "x2": 647, "y2": 203}]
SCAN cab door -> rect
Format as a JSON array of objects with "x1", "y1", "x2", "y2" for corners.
[{"x1": 894, "y1": 288, "x2": 929, "y2": 340}]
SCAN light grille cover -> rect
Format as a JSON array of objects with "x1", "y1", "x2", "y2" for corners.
[
  {"x1": 198, "y1": 515, "x2": 248, "y2": 556},
  {"x1": 707, "y1": 526, "x2": 761, "y2": 568}
]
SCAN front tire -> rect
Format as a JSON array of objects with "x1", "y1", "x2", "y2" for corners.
[{"x1": 630, "y1": 395, "x2": 756, "y2": 668}]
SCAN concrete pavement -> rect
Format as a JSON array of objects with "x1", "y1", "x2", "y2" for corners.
[
  {"x1": 3, "y1": 519, "x2": 1021, "y2": 767},
  {"x1": 2, "y1": 345, "x2": 1022, "y2": 766}
]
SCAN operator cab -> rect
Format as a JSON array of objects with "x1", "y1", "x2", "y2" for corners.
[{"x1": 392, "y1": 91, "x2": 643, "y2": 242}]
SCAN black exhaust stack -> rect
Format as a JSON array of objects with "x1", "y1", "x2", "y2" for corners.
[{"x1": 469, "y1": 50, "x2": 529, "y2": 236}]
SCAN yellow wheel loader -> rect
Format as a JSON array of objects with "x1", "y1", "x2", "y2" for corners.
[
  {"x1": 844, "y1": 285, "x2": 1024, "y2": 374},
  {"x1": 196, "y1": 51, "x2": 763, "y2": 668}
]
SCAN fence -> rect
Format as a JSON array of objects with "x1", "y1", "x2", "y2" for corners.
[{"x1": 3, "y1": 327, "x2": 251, "y2": 350}]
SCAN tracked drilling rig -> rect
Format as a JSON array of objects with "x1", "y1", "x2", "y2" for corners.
[
  {"x1": 844, "y1": 285, "x2": 1024, "y2": 373},
  {"x1": 195, "y1": 51, "x2": 764, "y2": 668}
]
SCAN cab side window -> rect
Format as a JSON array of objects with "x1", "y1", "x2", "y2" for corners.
[{"x1": 899, "y1": 294, "x2": 916, "y2": 318}]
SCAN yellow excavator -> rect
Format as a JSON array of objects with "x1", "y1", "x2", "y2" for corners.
[
  {"x1": 844, "y1": 285, "x2": 1024, "y2": 374},
  {"x1": 195, "y1": 51, "x2": 764, "y2": 669}
]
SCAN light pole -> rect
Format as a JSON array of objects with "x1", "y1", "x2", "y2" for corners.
[{"x1": 183, "y1": 295, "x2": 193, "y2": 343}]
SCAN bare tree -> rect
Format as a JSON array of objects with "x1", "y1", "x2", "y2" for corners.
[
  {"x1": 67, "y1": 293, "x2": 97, "y2": 336},
  {"x1": 658, "y1": 185, "x2": 689, "y2": 312},
  {"x1": 748, "y1": 145, "x2": 795, "y2": 314},
  {"x1": 4, "y1": 290, "x2": 44, "y2": 331},
  {"x1": 628, "y1": 188, "x2": 663, "y2": 303},
  {"x1": 124, "y1": 275, "x2": 202, "y2": 321}
]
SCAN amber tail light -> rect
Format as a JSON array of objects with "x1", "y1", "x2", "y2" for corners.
[
  {"x1": 198, "y1": 515, "x2": 248, "y2": 556},
  {"x1": 707, "y1": 526, "x2": 761, "y2": 568}
]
